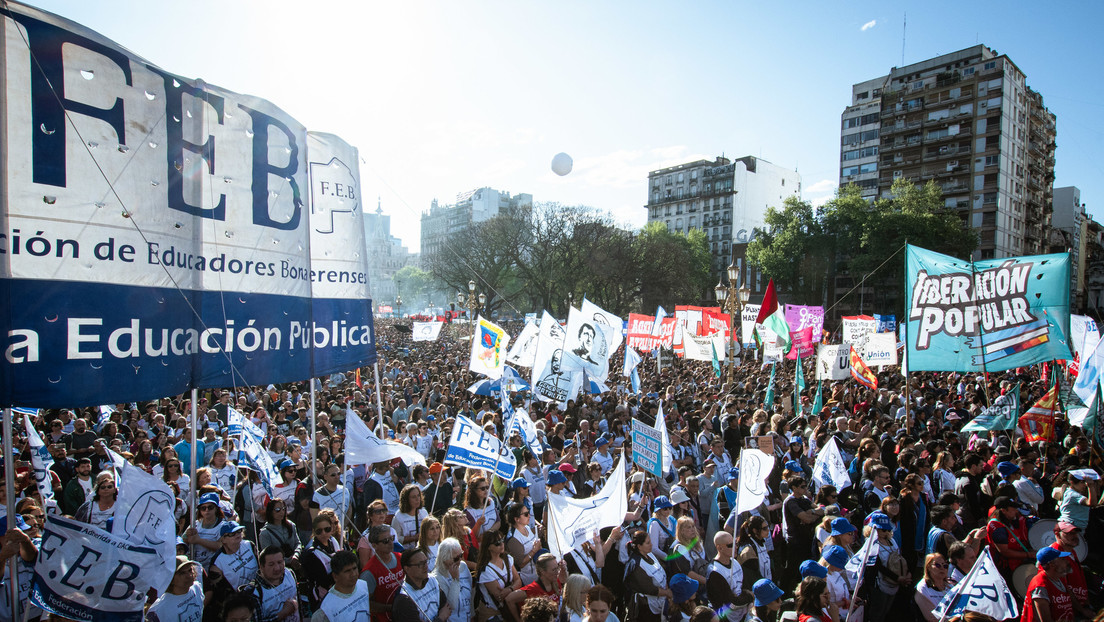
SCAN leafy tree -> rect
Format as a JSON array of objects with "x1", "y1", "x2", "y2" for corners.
[
  {"x1": 746, "y1": 196, "x2": 832, "y2": 304},
  {"x1": 392, "y1": 265, "x2": 433, "y2": 303}
]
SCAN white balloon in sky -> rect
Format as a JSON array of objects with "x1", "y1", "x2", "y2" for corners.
[{"x1": 551, "y1": 152, "x2": 573, "y2": 176}]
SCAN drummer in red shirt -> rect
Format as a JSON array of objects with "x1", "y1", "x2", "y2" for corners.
[
  {"x1": 986, "y1": 496, "x2": 1031, "y2": 586},
  {"x1": 1021, "y1": 547, "x2": 1074, "y2": 622},
  {"x1": 1047, "y1": 522, "x2": 1094, "y2": 619},
  {"x1": 505, "y1": 553, "x2": 565, "y2": 620}
]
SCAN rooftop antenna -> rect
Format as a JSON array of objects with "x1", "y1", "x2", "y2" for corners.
[{"x1": 901, "y1": 12, "x2": 907, "y2": 65}]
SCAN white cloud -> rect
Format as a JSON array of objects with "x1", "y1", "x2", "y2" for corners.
[
  {"x1": 861, "y1": 20, "x2": 877, "y2": 31},
  {"x1": 804, "y1": 179, "x2": 838, "y2": 207}
]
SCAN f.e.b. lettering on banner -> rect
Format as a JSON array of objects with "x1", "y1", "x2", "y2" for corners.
[{"x1": 0, "y1": 4, "x2": 375, "y2": 407}]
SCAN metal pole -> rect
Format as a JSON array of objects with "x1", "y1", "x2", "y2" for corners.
[
  {"x1": 374, "y1": 361, "x2": 385, "y2": 438},
  {"x1": 310, "y1": 381, "x2": 318, "y2": 491},
  {"x1": 189, "y1": 390, "x2": 198, "y2": 551},
  {"x1": 3, "y1": 408, "x2": 19, "y2": 622}
]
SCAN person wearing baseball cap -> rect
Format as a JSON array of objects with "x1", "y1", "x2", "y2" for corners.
[
  {"x1": 648, "y1": 496, "x2": 676, "y2": 553},
  {"x1": 212, "y1": 521, "x2": 258, "y2": 590},
  {"x1": 146, "y1": 556, "x2": 204, "y2": 621},
  {"x1": 1021, "y1": 547, "x2": 1077, "y2": 622},
  {"x1": 1058, "y1": 468, "x2": 1100, "y2": 531},
  {"x1": 986, "y1": 496, "x2": 1031, "y2": 581},
  {"x1": 1049, "y1": 522, "x2": 1092, "y2": 616}
]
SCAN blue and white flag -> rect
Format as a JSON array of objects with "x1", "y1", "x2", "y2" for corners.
[
  {"x1": 501, "y1": 386, "x2": 518, "y2": 436},
  {"x1": 443, "y1": 414, "x2": 516, "y2": 480},
  {"x1": 845, "y1": 526, "x2": 879, "y2": 583},
  {"x1": 812, "y1": 436, "x2": 852, "y2": 492},
  {"x1": 32, "y1": 515, "x2": 168, "y2": 622},
  {"x1": 623, "y1": 347, "x2": 642, "y2": 395},
  {"x1": 651, "y1": 306, "x2": 667, "y2": 337},
  {"x1": 98, "y1": 405, "x2": 115, "y2": 430},
  {"x1": 933, "y1": 547, "x2": 1018, "y2": 622},
  {"x1": 239, "y1": 432, "x2": 281, "y2": 497},
  {"x1": 23, "y1": 414, "x2": 54, "y2": 503},
  {"x1": 108, "y1": 450, "x2": 176, "y2": 593},
  {"x1": 510, "y1": 408, "x2": 544, "y2": 458},
  {"x1": 228, "y1": 407, "x2": 264, "y2": 442},
  {"x1": 655, "y1": 403, "x2": 674, "y2": 476}
]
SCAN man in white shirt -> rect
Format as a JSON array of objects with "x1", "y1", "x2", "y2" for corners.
[
  {"x1": 312, "y1": 550, "x2": 372, "y2": 622},
  {"x1": 313, "y1": 464, "x2": 352, "y2": 529}
]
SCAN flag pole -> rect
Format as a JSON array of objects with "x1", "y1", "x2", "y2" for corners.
[
  {"x1": 3, "y1": 407, "x2": 19, "y2": 622},
  {"x1": 373, "y1": 361, "x2": 385, "y2": 438},
  {"x1": 189, "y1": 389, "x2": 198, "y2": 559},
  {"x1": 310, "y1": 380, "x2": 318, "y2": 492}
]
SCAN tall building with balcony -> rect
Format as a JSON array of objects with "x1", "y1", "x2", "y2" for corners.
[
  {"x1": 420, "y1": 187, "x2": 533, "y2": 268},
  {"x1": 840, "y1": 45, "x2": 1057, "y2": 260},
  {"x1": 644, "y1": 155, "x2": 801, "y2": 295},
  {"x1": 1052, "y1": 186, "x2": 1087, "y2": 310}
]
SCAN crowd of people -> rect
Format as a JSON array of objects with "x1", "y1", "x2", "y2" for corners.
[{"x1": 3, "y1": 317, "x2": 1102, "y2": 622}]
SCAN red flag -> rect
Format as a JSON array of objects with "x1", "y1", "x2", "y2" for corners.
[
  {"x1": 355, "y1": 368, "x2": 362, "y2": 389},
  {"x1": 1018, "y1": 385, "x2": 1058, "y2": 442},
  {"x1": 849, "y1": 346, "x2": 878, "y2": 390}
]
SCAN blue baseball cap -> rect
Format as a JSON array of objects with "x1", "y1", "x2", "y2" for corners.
[
  {"x1": 785, "y1": 460, "x2": 803, "y2": 472},
  {"x1": 278, "y1": 458, "x2": 295, "y2": 471},
  {"x1": 822, "y1": 545, "x2": 850, "y2": 570},
  {"x1": 511, "y1": 478, "x2": 530, "y2": 489},
  {"x1": 220, "y1": 521, "x2": 245, "y2": 537},
  {"x1": 595, "y1": 437, "x2": 609, "y2": 447},
  {"x1": 753, "y1": 578, "x2": 785, "y2": 607},
  {"x1": 198, "y1": 492, "x2": 220, "y2": 508},
  {"x1": 653, "y1": 495, "x2": 673, "y2": 510},
  {"x1": 726, "y1": 467, "x2": 740, "y2": 481},
  {"x1": 670, "y1": 573, "x2": 699, "y2": 604},
  {"x1": 800, "y1": 559, "x2": 828, "y2": 579},
  {"x1": 1036, "y1": 547, "x2": 1071, "y2": 565},
  {"x1": 829, "y1": 517, "x2": 857, "y2": 537},
  {"x1": 0, "y1": 514, "x2": 29, "y2": 532},
  {"x1": 548, "y1": 470, "x2": 567, "y2": 486}
]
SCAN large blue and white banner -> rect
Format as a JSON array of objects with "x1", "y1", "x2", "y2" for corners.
[
  {"x1": 31, "y1": 514, "x2": 166, "y2": 622},
  {"x1": 905, "y1": 245, "x2": 1071, "y2": 372},
  {"x1": 0, "y1": 4, "x2": 374, "y2": 408},
  {"x1": 443, "y1": 414, "x2": 516, "y2": 480}
]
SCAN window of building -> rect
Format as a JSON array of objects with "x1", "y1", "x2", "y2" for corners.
[
  {"x1": 676, "y1": 218, "x2": 683, "y2": 229},
  {"x1": 677, "y1": 173, "x2": 684, "y2": 183},
  {"x1": 983, "y1": 61, "x2": 996, "y2": 71},
  {"x1": 689, "y1": 216, "x2": 696, "y2": 228},
  {"x1": 677, "y1": 187, "x2": 684, "y2": 199},
  {"x1": 963, "y1": 67, "x2": 975, "y2": 76},
  {"x1": 985, "y1": 155, "x2": 999, "y2": 167},
  {"x1": 691, "y1": 170, "x2": 698, "y2": 180},
  {"x1": 857, "y1": 91, "x2": 869, "y2": 100}
]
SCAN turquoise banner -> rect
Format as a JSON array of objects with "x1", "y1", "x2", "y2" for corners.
[{"x1": 905, "y1": 245, "x2": 1072, "y2": 372}]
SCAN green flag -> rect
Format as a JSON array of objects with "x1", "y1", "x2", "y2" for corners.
[
  {"x1": 811, "y1": 381, "x2": 823, "y2": 416},
  {"x1": 712, "y1": 341, "x2": 721, "y2": 379},
  {"x1": 961, "y1": 383, "x2": 1021, "y2": 432},
  {"x1": 795, "y1": 352, "x2": 806, "y2": 395},
  {"x1": 764, "y1": 363, "x2": 776, "y2": 409}
]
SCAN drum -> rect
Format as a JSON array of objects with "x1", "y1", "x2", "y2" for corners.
[
  {"x1": 1012, "y1": 563, "x2": 1037, "y2": 599},
  {"x1": 1028, "y1": 518, "x2": 1089, "y2": 560}
]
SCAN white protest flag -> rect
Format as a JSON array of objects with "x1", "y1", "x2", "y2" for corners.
[
  {"x1": 23, "y1": 415, "x2": 55, "y2": 503},
  {"x1": 32, "y1": 515, "x2": 172, "y2": 620},
  {"x1": 581, "y1": 298, "x2": 624, "y2": 360},
  {"x1": 933, "y1": 547, "x2": 1018, "y2": 622},
  {"x1": 655, "y1": 403, "x2": 674, "y2": 476},
  {"x1": 1070, "y1": 329, "x2": 1104, "y2": 428},
  {"x1": 532, "y1": 311, "x2": 572, "y2": 406},
  {"x1": 812, "y1": 436, "x2": 852, "y2": 492},
  {"x1": 506, "y1": 320, "x2": 541, "y2": 368},
  {"x1": 470, "y1": 316, "x2": 511, "y2": 380},
  {"x1": 561, "y1": 306, "x2": 613, "y2": 381},
  {"x1": 239, "y1": 431, "x2": 281, "y2": 496},
  {"x1": 344, "y1": 407, "x2": 426, "y2": 467},
  {"x1": 97, "y1": 404, "x2": 115, "y2": 430},
  {"x1": 412, "y1": 321, "x2": 444, "y2": 342},
  {"x1": 816, "y1": 343, "x2": 852, "y2": 381},
  {"x1": 547, "y1": 452, "x2": 628, "y2": 559},
  {"x1": 108, "y1": 450, "x2": 177, "y2": 591},
  {"x1": 651, "y1": 306, "x2": 667, "y2": 337},
  {"x1": 845, "y1": 526, "x2": 879, "y2": 581},
  {"x1": 623, "y1": 346, "x2": 642, "y2": 394},
  {"x1": 443, "y1": 414, "x2": 516, "y2": 480},
  {"x1": 735, "y1": 448, "x2": 775, "y2": 515}
]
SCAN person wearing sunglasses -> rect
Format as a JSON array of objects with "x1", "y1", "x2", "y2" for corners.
[
  {"x1": 362, "y1": 524, "x2": 404, "y2": 621},
  {"x1": 393, "y1": 547, "x2": 452, "y2": 622},
  {"x1": 430, "y1": 537, "x2": 472, "y2": 622},
  {"x1": 706, "y1": 530, "x2": 754, "y2": 620},
  {"x1": 74, "y1": 471, "x2": 116, "y2": 530},
  {"x1": 186, "y1": 491, "x2": 228, "y2": 569},
  {"x1": 914, "y1": 553, "x2": 950, "y2": 622},
  {"x1": 211, "y1": 521, "x2": 259, "y2": 591},
  {"x1": 505, "y1": 501, "x2": 542, "y2": 585},
  {"x1": 300, "y1": 514, "x2": 345, "y2": 614}
]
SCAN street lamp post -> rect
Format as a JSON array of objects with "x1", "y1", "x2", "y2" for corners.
[
  {"x1": 395, "y1": 295, "x2": 402, "y2": 319},
  {"x1": 459, "y1": 280, "x2": 483, "y2": 337},
  {"x1": 714, "y1": 261, "x2": 751, "y2": 385}
]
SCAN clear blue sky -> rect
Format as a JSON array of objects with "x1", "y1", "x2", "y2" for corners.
[{"x1": 23, "y1": 1, "x2": 1104, "y2": 253}]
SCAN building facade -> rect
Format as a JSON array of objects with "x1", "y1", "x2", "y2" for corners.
[
  {"x1": 644, "y1": 155, "x2": 801, "y2": 291},
  {"x1": 364, "y1": 199, "x2": 413, "y2": 306},
  {"x1": 420, "y1": 187, "x2": 533, "y2": 269},
  {"x1": 840, "y1": 45, "x2": 1057, "y2": 260},
  {"x1": 1051, "y1": 186, "x2": 1086, "y2": 309}
]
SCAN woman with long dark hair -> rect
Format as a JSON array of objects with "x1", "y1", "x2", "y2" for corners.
[
  {"x1": 475, "y1": 529, "x2": 520, "y2": 621},
  {"x1": 505, "y1": 501, "x2": 541, "y2": 585},
  {"x1": 737, "y1": 515, "x2": 774, "y2": 584},
  {"x1": 794, "y1": 576, "x2": 836, "y2": 622},
  {"x1": 75, "y1": 471, "x2": 117, "y2": 530},
  {"x1": 257, "y1": 498, "x2": 301, "y2": 562},
  {"x1": 623, "y1": 529, "x2": 674, "y2": 622}
]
